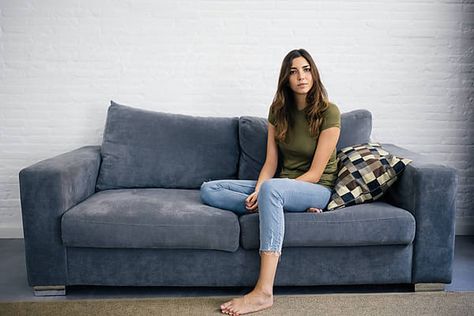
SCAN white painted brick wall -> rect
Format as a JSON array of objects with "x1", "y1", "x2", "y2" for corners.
[{"x1": 1, "y1": 0, "x2": 473, "y2": 237}]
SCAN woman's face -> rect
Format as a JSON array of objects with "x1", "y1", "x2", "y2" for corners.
[{"x1": 288, "y1": 56, "x2": 313, "y2": 95}]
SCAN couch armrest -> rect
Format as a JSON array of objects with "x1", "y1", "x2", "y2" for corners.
[
  {"x1": 19, "y1": 146, "x2": 101, "y2": 286},
  {"x1": 382, "y1": 143, "x2": 458, "y2": 283}
]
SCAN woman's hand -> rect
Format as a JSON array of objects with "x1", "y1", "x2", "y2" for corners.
[{"x1": 245, "y1": 191, "x2": 259, "y2": 213}]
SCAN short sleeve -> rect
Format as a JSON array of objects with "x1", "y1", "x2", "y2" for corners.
[
  {"x1": 267, "y1": 107, "x2": 276, "y2": 125},
  {"x1": 320, "y1": 103, "x2": 341, "y2": 131}
]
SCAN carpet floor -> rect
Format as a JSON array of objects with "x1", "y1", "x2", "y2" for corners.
[{"x1": 0, "y1": 291, "x2": 473, "y2": 316}]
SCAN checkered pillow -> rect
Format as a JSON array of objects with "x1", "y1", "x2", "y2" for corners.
[{"x1": 327, "y1": 143, "x2": 412, "y2": 211}]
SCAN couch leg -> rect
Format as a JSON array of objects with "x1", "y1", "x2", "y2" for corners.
[
  {"x1": 414, "y1": 283, "x2": 445, "y2": 292},
  {"x1": 33, "y1": 285, "x2": 66, "y2": 296}
]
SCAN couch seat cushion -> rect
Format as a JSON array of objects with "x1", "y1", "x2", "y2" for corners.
[
  {"x1": 62, "y1": 189, "x2": 240, "y2": 252},
  {"x1": 239, "y1": 202, "x2": 415, "y2": 249}
]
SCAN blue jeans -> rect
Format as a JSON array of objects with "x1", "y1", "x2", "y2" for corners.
[{"x1": 200, "y1": 178, "x2": 332, "y2": 254}]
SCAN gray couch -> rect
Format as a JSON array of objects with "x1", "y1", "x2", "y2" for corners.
[{"x1": 19, "y1": 102, "x2": 457, "y2": 296}]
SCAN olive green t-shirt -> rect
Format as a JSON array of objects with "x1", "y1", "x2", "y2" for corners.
[{"x1": 268, "y1": 103, "x2": 341, "y2": 189}]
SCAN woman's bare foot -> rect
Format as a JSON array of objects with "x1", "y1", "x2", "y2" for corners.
[
  {"x1": 307, "y1": 207, "x2": 323, "y2": 213},
  {"x1": 220, "y1": 289, "x2": 273, "y2": 315}
]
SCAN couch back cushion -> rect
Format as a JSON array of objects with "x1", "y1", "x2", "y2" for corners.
[
  {"x1": 238, "y1": 116, "x2": 275, "y2": 180},
  {"x1": 96, "y1": 102, "x2": 240, "y2": 190},
  {"x1": 238, "y1": 109, "x2": 372, "y2": 180}
]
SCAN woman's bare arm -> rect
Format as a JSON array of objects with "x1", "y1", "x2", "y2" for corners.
[
  {"x1": 245, "y1": 123, "x2": 279, "y2": 212},
  {"x1": 255, "y1": 123, "x2": 279, "y2": 192}
]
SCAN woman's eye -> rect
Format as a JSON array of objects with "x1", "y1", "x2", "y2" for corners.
[
  {"x1": 304, "y1": 68, "x2": 311, "y2": 72},
  {"x1": 290, "y1": 70, "x2": 296, "y2": 75}
]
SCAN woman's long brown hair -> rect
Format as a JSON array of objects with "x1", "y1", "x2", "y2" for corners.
[{"x1": 270, "y1": 49, "x2": 329, "y2": 143}]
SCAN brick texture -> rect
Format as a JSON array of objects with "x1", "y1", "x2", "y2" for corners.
[{"x1": 1, "y1": 0, "x2": 473, "y2": 237}]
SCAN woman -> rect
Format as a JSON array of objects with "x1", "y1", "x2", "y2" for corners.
[{"x1": 200, "y1": 48, "x2": 341, "y2": 315}]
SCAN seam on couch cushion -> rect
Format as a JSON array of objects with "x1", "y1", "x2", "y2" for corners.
[
  {"x1": 66, "y1": 218, "x2": 232, "y2": 228},
  {"x1": 289, "y1": 216, "x2": 413, "y2": 224}
]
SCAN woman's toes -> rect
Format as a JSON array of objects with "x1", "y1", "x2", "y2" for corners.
[{"x1": 221, "y1": 300, "x2": 235, "y2": 314}]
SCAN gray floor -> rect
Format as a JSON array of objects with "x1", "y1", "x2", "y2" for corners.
[{"x1": 1, "y1": 237, "x2": 473, "y2": 302}]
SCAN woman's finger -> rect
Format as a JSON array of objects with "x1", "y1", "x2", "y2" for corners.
[
  {"x1": 247, "y1": 198, "x2": 257, "y2": 207},
  {"x1": 247, "y1": 202, "x2": 258, "y2": 212},
  {"x1": 245, "y1": 193, "x2": 254, "y2": 203},
  {"x1": 247, "y1": 192, "x2": 257, "y2": 203}
]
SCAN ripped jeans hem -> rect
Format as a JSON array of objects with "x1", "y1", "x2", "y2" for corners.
[{"x1": 259, "y1": 250, "x2": 282, "y2": 259}]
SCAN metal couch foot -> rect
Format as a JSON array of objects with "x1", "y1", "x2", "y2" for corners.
[
  {"x1": 33, "y1": 285, "x2": 66, "y2": 296},
  {"x1": 414, "y1": 283, "x2": 445, "y2": 292}
]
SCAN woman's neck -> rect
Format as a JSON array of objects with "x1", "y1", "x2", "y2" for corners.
[{"x1": 294, "y1": 94, "x2": 307, "y2": 111}]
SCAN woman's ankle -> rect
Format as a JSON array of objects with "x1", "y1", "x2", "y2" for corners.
[{"x1": 253, "y1": 285, "x2": 273, "y2": 297}]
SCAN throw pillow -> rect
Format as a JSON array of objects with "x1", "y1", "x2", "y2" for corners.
[{"x1": 327, "y1": 143, "x2": 412, "y2": 211}]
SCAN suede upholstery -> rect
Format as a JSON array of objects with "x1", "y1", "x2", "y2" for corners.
[
  {"x1": 65, "y1": 245, "x2": 412, "y2": 286},
  {"x1": 97, "y1": 102, "x2": 240, "y2": 190},
  {"x1": 62, "y1": 189, "x2": 239, "y2": 252},
  {"x1": 337, "y1": 109, "x2": 372, "y2": 150},
  {"x1": 19, "y1": 146, "x2": 101, "y2": 286},
  {"x1": 239, "y1": 202, "x2": 415, "y2": 250},
  {"x1": 238, "y1": 116, "x2": 275, "y2": 180},
  {"x1": 18, "y1": 106, "x2": 457, "y2": 292},
  {"x1": 382, "y1": 143, "x2": 458, "y2": 283}
]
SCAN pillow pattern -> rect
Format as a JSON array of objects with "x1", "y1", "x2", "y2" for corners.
[{"x1": 327, "y1": 143, "x2": 412, "y2": 211}]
